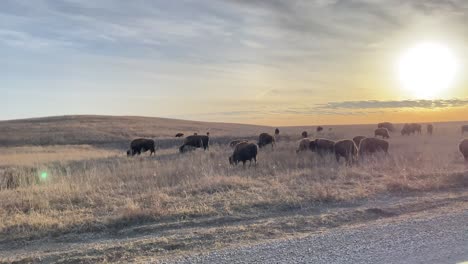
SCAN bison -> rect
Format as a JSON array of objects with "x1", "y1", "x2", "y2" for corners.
[
  {"x1": 258, "y1": 133, "x2": 275, "y2": 149},
  {"x1": 296, "y1": 138, "x2": 311, "y2": 153},
  {"x1": 175, "y1": 133, "x2": 184, "y2": 138},
  {"x1": 459, "y1": 139, "x2": 468, "y2": 162},
  {"x1": 352, "y1": 136, "x2": 366, "y2": 147},
  {"x1": 401, "y1": 123, "x2": 422, "y2": 136},
  {"x1": 334, "y1": 139, "x2": 358, "y2": 165},
  {"x1": 179, "y1": 133, "x2": 210, "y2": 153},
  {"x1": 377, "y1": 122, "x2": 395, "y2": 132},
  {"x1": 275, "y1": 128, "x2": 280, "y2": 136},
  {"x1": 127, "y1": 138, "x2": 155, "y2": 156},
  {"x1": 374, "y1": 128, "x2": 390, "y2": 139},
  {"x1": 316, "y1": 126, "x2": 324, "y2": 132},
  {"x1": 427, "y1": 124, "x2": 433, "y2": 135},
  {"x1": 310, "y1": 138, "x2": 335, "y2": 156},
  {"x1": 358, "y1": 138, "x2": 389, "y2": 156},
  {"x1": 229, "y1": 142, "x2": 258, "y2": 166},
  {"x1": 301, "y1": 131, "x2": 308, "y2": 138},
  {"x1": 229, "y1": 139, "x2": 248, "y2": 148},
  {"x1": 461, "y1": 125, "x2": 468, "y2": 135}
]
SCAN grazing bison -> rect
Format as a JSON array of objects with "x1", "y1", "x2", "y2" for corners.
[
  {"x1": 358, "y1": 138, "x2": 389, "y2": 156},
  {"x1": 175, "y1": 133, "x2": 184, "y2": 138},
  {"x1": 374, "y1": 128, "x2": 390, "y2": 139},
  {"x1": 353, "y1": 136, "x2": 366, "y2": 147},
  {"x1": 334, "y1": 139, "x2": 358, "y2": 165},
  {"x1": 401, "y1": 123, "x2": 422, "y2": 136},
  {"x1": 316, "y1": 126, "x2": 324, "y2": 132},
  {"x1": 427, "y1": 124, "x2": 433, "y2": 135},
  {"x1": 377, "y1": 122, "x2": 395, "y2": 132},
  {"x1": 310, "y1": 138, "x2": 335, "y2": 156},
  {"x1": 258, "y1": 133, "x2": 275, "y2": 149},
  {"x1": 301, "y1": 131, "x2": 308, "y2": 138},
  {"x1": 179, "y1": 133, "x2": 210, "y2": 153},
  {"x1": 462, "y1": 125, "x2": 468, "y2": 135},
  {"x1": 127, "y1": 138, "x2": 155, "y2": 156},
  {"x1": 296, "y1": 138, "x2": 311, "y2": 153},
  {"x1": 229, "y1": 142, "x2": 258, "y2": 166},
  {"x1": 229, "y1": 139, "x2": 248, "y2": 148},
  {"x1": 459, "y1": 139, "x2": 468, "y2": 162}
]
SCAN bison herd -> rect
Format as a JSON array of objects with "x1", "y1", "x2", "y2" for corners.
[{"x1": 126, "y1": 123, "x2": 468, "y2": 166}]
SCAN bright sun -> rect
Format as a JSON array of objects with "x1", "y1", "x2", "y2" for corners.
[{"x1": 397, "y1": 42, "x2": 458, "y2": 99}]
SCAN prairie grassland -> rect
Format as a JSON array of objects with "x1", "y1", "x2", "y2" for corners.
[
  {"x1": 1, "y1": 123, "x2": 467, "y2": 245},
  {"x1": 0, "y1": 145, "x2": 117, "y2": 167}
]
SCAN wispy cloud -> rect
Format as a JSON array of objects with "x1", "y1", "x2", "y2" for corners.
[{"x1": 317, "y1": 99, "x2": 468, "y2": 110}]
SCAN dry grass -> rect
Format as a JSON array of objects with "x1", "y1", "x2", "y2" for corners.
[
  {"x1": 0, "y1": 145, "x2": 118, "y2": 166},
  {"x1": 1, "y1": 120, "x2": 467, "y2": 243}
]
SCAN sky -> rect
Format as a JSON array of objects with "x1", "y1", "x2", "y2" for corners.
[{"x1": 2, "y1": 0, "x2": 468, "y2": 125}]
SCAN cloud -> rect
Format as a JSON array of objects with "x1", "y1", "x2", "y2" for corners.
[{"x1": 317, "y1": 99, "x2": 468, "y2": 110}]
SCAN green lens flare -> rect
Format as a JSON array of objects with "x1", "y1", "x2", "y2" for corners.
[{"x1": 40, "y1": 172, "x2": 48, "y2": 180}]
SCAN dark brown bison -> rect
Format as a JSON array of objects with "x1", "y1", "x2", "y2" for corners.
[
  {"x1": 334, "y1": 139, "x2": 358, "y2": 165},
  {"x1": 377, "y1": 122, "x2": 395, "y2": 132},
  {"x1": 310, "y1": 138, "x2": 335, "y2": 156},
  {"x1": 258, "y1": 133, "x2": 275, "y2": 149},
  {"x1": 179, "y1": 133, "x2": 210, "y2": 153},
  {"x1": 229, "y1": 139, "x2": 248, "y2": 148},
  {"x1": 316, "y1": 126, "x2": 324, "y2": 132},
  {"x1": 401, "y1": 123, "x2": 422, "y2": 136},
  {"x1": 275, "y1": 128, "x2": 280, "y2": 136},
  {"x1": 353, "y1": 136, "x2": 366, "y2": 147},
  {"x1": 127, "y1": 138, "x2": 155, "y2": 156},
  {"x1": 374, "y1": 128, "x2": 390, "y2": 139},
  {"x1": 427, "y1": 124, "x2": 433, "y2": 135},
  {"x1": 296, "y1": 138, "x2": 311, "y2": 153},
  {"x1": 175, "y1": 133, "x2": 184, "y2": 138},
  {"x1": 229, "y1": 142, "x2": 258, "y2": 166},
  {"x1": 301, "y1": 131, "x2": 308, "y2": 138},
  {"x1": 461, "y1": 125, "x2": 468, "y2": 135},
  {"x1": 459, "y1": 139, "x2": 468, "y2": 162},
  {"x1": 358, "y1": 138, "x2": 389, "y2": 156}
]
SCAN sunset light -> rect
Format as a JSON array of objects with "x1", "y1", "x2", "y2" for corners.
[{"x1": 397, "y1": 43, "x2": 458, "y2": 99}]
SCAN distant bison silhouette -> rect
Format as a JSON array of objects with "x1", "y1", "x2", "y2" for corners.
[
  {"x1": 258, "y1": 133, "x2": 275, "y2": 149},
  {"x1": 358, "y1": 138, "x2": 389, "y2": 156},
  {"x1": 179, "y1": 133, "x2": 210, "y2": 153},
  {"x1": 229, "y1": 142, "x2": 258, "y2": 166},
  {"x1": 459, "y1": 139, "x2": 468, "y2": 162},
  {"x1": 175, "y1": 133, "x2": 184, "y2": 138},
  {"x1": 229, "y1": 139, "x2": 248, "y2": 148},
  {"x1": 127, "y1": 138, "x2": 155, "y2": 156},
  {"x1": 310, "y1": 138, "x2": 335, "y2": 156},
  {"x1": 374, "y1": 128, "x2": 390, "y2": 139},
  {"x1": 352, "y1": 136, "x2": 366, "y2": 147},
  {"x1": 377, "y1": 122, "x2": 395, "y2": 132},
  {"x1": 301, "y1": 131, "x2": 308, "y2": 138},
  {"x1": 296, "y1": 138, "x2": 311, "y2": 153},
  {"x1": 334, "y1": 139, "x2": 358, "y2": 165},
  {"x1": 316, "y1": 126, "x2": 324, "y2": 132},
  {"x1": 401, "y1": 123, "x2": 422, "y2": 136},
  {"x1": 427, "y1": 124, "x2": 433, "y2": 135},
  {"x1": 461, "y1": 125, "x2": 468, "y2": 135},
  {"x1": 275, "y1": 128, "x2": 280, "y2": 136}
]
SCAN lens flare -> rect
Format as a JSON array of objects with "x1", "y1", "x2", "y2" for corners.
[{"x1": 40, "y1": 172, "x2": 48, "y2": 180}]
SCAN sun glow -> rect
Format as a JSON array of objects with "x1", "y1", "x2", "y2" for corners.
[{"x1": 397, "y1": 42, "x2": 458, "y2": 99}]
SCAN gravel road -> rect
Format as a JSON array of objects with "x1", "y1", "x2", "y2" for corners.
[{"x1": 167, "y1": 209, "x2": 467, "y2": 264}]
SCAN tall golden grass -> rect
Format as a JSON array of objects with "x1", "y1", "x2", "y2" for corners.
[{"x1": 1, "y1": 126, "x2": 467, "y2": 242}]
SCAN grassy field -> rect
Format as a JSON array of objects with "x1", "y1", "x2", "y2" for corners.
[{"x1": 1, "y1": 116, "x2": 467, "y2": 262}]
